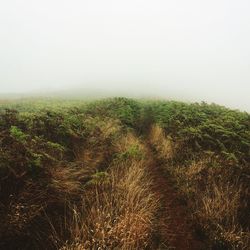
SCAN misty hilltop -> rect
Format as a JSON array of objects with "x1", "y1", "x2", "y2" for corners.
[{"x1": 0, "y1": 1, "x2": 250, "y2": 111}]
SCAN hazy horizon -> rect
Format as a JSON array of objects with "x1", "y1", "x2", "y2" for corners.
[{"x1": 0, "y1": 0, "x2": 250, "y2": 111}]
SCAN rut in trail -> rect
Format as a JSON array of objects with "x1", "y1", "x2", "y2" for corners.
[{"x1": 146, "y1": 144, "x2": 204, "y2": 250}]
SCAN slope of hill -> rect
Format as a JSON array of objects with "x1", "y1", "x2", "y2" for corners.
[{"x1": 0, "y1": 97, "x2": 249, "y2": 249}]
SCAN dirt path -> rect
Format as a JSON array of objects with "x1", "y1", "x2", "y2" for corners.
[{"x1": 146, "y1": 144, "x2": 204, "y2": 250}]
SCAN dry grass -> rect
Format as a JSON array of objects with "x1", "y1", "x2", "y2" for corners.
[
  {"x1": 50, "y1": 118, "x2": 123, "y2": 195},
  {"x1": 200, "y1": 182, "x2": 241, "y2": 226},
  {"x1": 149, "y1": 124, "x2": 250, "y2": 249},
  {"x1": 49, "y1": 163, "x2": 95, "y2": 197},
  {"x1": 197, "y1": 181, "x2": 249, "y2": 249},
  {"x1": 114, "y1": 132, "x2": 145, "y2": 154},
  {"x1": 54, "y1": 133, "x2": 158, "y2": 250},
  {"x1": 149, "y1": 124, "x2": 174, "y2": 160},
  {"x1": 169, "y1": 159, "x2": 210, "y2": 197},
  {"x1": 73, "y1": 117, "x2": 122, "y2": 163},
  {"x1": 172, "y1": 161, "x2": 250, "y2": 249}
]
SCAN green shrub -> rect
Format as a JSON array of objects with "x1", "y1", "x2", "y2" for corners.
[{"x1": 10, "y1": 126, "x2": 28, "y2": 143}]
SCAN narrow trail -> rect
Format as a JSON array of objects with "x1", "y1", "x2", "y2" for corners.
[{"x1": 145, "y1": 143, "x2": 204, "y2": 250}]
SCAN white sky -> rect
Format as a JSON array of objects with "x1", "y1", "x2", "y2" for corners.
[{"x1": 0, "y1": 0, "x2": 250, "y2": 111}]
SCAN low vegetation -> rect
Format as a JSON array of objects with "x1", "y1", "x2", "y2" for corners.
[
  {"x1": 0, "y1": 97, "x2": 249, "y2": 249},
  {"x1": 150, "y1": 124, "x2": 249, "y2": 249}
]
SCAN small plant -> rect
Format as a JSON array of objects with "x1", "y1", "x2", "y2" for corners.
[
  {"x1": 116, "y1": 144, "x2": 144, "y2": 160},
  {"x1": 9, "y1": 126, "x2": 28, "y2": 143},
  {"x1": 86, "y1": 171, "x2": 110, "y2": 186}
]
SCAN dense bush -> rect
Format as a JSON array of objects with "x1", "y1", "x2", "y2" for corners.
[
  {"x1": 147, "y1": 101, "x2": 250, "y2": 164},
  {"x1": 84, "y1": 97, "x2": 143, "y2": 128}
]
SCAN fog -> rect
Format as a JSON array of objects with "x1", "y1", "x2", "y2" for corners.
[{"x1": 0, "y1": 0, "x2": 250, "y2": 111}]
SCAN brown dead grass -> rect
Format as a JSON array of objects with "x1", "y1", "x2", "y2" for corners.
[
  {"x1": 55, "y1": 133, "x2": 158, "y2": 250},
  {"x1": 197, "y1": 181, "x2": 249, "y2": 249},
  {"x1": 149, "y1": 124, "x2": 250, "y2": 249},
  {"x1": 149, "y1": 124, "x2": 174, "y2": 160}
]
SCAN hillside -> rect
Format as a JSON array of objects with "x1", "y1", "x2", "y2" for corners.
[{"x1": 0, "y1": 97, "x2": 249, "y2": 249}]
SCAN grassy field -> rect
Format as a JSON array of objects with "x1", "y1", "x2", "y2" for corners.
[{"x1": 0, "y1": 97, "x2": 249, "y2": 249}]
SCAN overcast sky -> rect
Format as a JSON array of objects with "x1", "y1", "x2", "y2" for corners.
[{"x1": 0, "y1": 0, "x2": 249, "y2": 111}]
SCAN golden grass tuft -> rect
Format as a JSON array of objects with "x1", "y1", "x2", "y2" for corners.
[
  {"x1": 149, "y1": 124, "x2": 174, "y2": 160},
  {"x1": 114, "y1": 132, "x2": 145, "y2": 155},
  {"x1": 172, "y1": 161, "x2": 250, "y2": 249},
  {"x1": 197, "y1": 181, "x2": 250, "y2": 249},
  {"x1": 55, "y1": 133, "x2": 158, "y2": 250}
]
